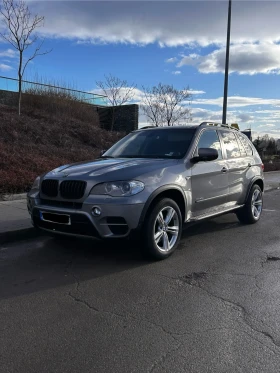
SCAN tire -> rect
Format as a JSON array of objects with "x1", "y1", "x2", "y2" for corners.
[
  {"x1": 236, "y1": 184, "x2": 263, "y2": 224},
  {"x1": 143, "y1": 198, "x2": 182, "y2": 260}
]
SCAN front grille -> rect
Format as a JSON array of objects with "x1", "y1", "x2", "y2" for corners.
[
  {"x1": 60, "y1": 180, "x2": 86, "y2": 200},
  {"x1": 40, "y1": 199, "x2": 83, "y2": 209},
  {"x1": 41, "y1": 179, "x2": 59, "y2": 197}
]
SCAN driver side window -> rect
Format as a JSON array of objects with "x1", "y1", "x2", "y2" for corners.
[{"x1": 196, "y1": 130, "x2": 222, "y2": 160}]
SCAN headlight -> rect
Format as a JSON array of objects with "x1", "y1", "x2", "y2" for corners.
[
  {"x1": 31, "y1": 176, "x2": 40, "y2": 191},
  {"x1": 90, "y1": 181, "x2": 144, "y2": 197}
]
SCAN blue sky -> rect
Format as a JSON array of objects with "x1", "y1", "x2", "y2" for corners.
[{"x1": 1, "y1": 1, "x2": 280, "y2": 138}]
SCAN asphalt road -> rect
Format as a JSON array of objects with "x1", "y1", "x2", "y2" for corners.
[
  {"x1": 265, "y1": 172, "x2": 280, "y2": 190},
  {"x1": 1, "y1": 189, "x2": 280, "y2": 373}
]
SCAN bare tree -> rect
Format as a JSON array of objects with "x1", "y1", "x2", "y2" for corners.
[
  {"x1": 141, "y1": 83, "x2": 192, "y2": 127},
  {"x1": 0, "y1": 0, "x2": 51, "y2": 115},
  {"x1": 96, "y1": 74, "x2": 137, "y2": 131},
  {"x1": 140, "y1": 85, "x2": 163, "y2": 127}
]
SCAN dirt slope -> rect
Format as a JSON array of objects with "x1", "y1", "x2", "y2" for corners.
[{"x1": 0, "y1": 104, "x2": 123, "y2": 194}]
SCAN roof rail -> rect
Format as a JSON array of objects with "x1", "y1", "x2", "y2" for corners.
[
  {"x1": 199, "y1": 122, "x2": 239, "y2": 131},
  {"x1": 140, "y1": 126, "x2": 157, "y2": 129}
]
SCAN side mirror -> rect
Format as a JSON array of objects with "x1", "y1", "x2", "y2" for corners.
[
  {"x1": 100, "y1": 149, "x2": 106, "y2": 157},
  {"x1": 191, "y1": 148, "x2": 219, "y2": 163}
]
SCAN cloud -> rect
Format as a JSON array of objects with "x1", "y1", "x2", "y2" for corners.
[
  {"x1": 178, "y1": 43, "x2": 280, "y2": 75},
  {"x1": 0, "y1": 49, "x2": 17, "y2": 72},
  {"x1": 90, "y1": 87, "x2": 145, "y2": 104},
  {"x1": 29, "y1": 1, "x2": 280, "y2": 47},
  {"x1": 253, "y1": 129, "x2": 280, "y2": 139},
  {"x1": 254, "y1": 110, "x2": 280, "y2": 114},
  {"x1": 171, "y1": 71, "x2": 181, "y2": 75},
  {"x1": 258, "y1": 124, "x2": 276, "y2": 128},
  {"x1": 89, "y1": 86, "x2": 279, "y2": 136},
  {"x1": 237, "y1": 113, "x2": 253, "y2": 123},
  {"x1": 194, "y1": 96, "x2": 280, "y2": 108},
  {"x1": 191, "y1": 107, "x2": 237, "y2": 124},
  {"x1": 192, "y1": 105, "x2": 274, "y2": 123},
  {"x1": 0, "y1": 49, "x2": 17, "y2": 58},
  {"x1": 0, "y1": 63, "x2": 13, "y2": 71},
  {"x1": 189, "y1": 89, "x2": 206, "y2": 95},
  {"x1": 166, "y1": 57, "x2": 177, "y2": 63},
  {"x1": 138, "y1": 101, "x2": 280, "y2": 138},
  {"x1": 91, "y1": 86, "x2": 204, "y2": 104}
]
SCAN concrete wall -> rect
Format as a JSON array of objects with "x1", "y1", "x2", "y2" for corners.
[
  {"x1": 97, "y1": 104, "x2": 139, "y2": 133},
  {"x1": 0, "y1": 89, "x2": 18, "y2": 106}
]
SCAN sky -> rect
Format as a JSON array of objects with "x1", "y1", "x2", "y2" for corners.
[{"x1": 1, "y1": 0, "x2": 280, "y2": 138}]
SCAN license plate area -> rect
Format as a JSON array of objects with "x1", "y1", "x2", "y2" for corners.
[{"x1": 40, "y1": 211, "x2": 71, "y2": 225}]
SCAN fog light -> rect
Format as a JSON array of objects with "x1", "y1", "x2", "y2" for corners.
[{"x1": 92, "y1": 207, "x2": 101, "y2": 217}]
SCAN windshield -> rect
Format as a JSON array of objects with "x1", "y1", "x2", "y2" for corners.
[{"x1": 103, "y1": 128, "x2": 196, "y2": 159}]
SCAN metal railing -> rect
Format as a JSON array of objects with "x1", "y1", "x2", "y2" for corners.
[{"x1": 0, "y1": 76, "x2": 108, "y2": 106}]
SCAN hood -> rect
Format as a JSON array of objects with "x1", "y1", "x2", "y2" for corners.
[{"x1": 46, "y1": 157, "x2": 177, "y2": 179}]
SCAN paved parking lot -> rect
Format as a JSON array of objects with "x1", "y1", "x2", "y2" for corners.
[{"x1": 1, "y1": 189, "x2": 280, "y2": 373}]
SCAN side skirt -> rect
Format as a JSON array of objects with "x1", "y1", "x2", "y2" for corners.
[{"x1": 187, "y1": 205, "x2": 244, "y2": 223}]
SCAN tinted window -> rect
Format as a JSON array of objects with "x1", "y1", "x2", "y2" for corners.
[
  {"x1": 220, "y1": 131, "x2": 241, "y2": 158},
  {"x1": 196, "y1": 130, "x2": 222, "y2": 159},
  {"x1": 103, "y1": 128, "x2": 196, "y2": 159},
  {"x1": 237, "y1": 133, "x2": 253, "y2": 156}
]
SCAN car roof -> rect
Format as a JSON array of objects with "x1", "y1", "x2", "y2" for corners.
[
  {"x1": 136, "y1": 123, "x2": 239, "y2": 132},
  {"x1": 136, "y1": 125, "x2": 199, "y2": 131}
]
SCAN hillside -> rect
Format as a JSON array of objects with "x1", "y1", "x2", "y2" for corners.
[{"x1": 0, "y1": 104, "x2": 123, "y2": 195}]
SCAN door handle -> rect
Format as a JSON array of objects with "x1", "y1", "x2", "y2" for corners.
[{"x1": 221, "y1": 167, "x2": 228, "y2": 173}]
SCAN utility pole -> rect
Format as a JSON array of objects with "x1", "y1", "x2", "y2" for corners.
[{"x1": 222, "y1": 0, "x2": 232, "y2": 124}]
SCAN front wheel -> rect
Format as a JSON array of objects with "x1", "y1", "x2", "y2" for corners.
[
  {"x1": 143, "y1": 198, "x2": 182, "y2": 260},
  {"x1": 236, "y1": 184, "x2": 263, "y2": 224}
]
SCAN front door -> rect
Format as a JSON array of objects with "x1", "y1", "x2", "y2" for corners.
[{"x1": 191, "y1": 129, "x2": 229, "y2": 217}]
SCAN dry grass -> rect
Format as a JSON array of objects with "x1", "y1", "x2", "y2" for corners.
[
  {"x1": 0, "y1": 104, "x2": 123, "y2": 194},
  {"x1": 22, "y1": 86, "x2": 98, "y2": 124}
]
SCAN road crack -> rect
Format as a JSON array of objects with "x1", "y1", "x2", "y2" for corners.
[
  {"x1": 147, "y1": 343, "x2": 182, "y2": 373},
  {"x1": 65, "y1": 261, "x2": 186, "y2": 343},
  {"x1": 65, "y1": 263, "x2": 280, "y2": 359},
  {"x1": 180, "y1": 273, "x2": 280, "y2": 351}
]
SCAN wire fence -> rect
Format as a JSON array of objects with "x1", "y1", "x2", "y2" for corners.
[{"x1": 0, "y1": 76, "x2": 108, "y2": 106}]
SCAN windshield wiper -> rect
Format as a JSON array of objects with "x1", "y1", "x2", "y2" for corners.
[
  {"x1": 100, "y1": 155, "x2": 115, "y2": 159},
  {"x1": 120, "y1": 155, "x2": 168, "y2": 159}
]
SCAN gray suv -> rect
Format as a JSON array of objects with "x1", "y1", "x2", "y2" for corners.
[{"x1": 27, "y1": 122, "x2": 264, "y2": 259}]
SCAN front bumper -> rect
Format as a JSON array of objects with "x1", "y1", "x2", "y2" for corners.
[{"x1": 27, "y1": 194, "x2": 145, "y2": 239}]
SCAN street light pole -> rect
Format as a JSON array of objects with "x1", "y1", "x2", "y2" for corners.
[{"x1": 222, "y1": 0, "x2": 232, "y2": 124}]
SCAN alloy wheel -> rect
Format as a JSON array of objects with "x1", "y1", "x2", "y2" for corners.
[
  {"x1": 153, "y1": 206, "x2": 179, "y2": 253},
  {"x1": 251, "y1": 189, "x2": 263, "y2": 220}
]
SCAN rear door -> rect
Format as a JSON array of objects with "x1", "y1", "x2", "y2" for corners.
[
  {"x1": 236, "y1": 132, "x2": 257, "y2": 201},
  {"x1": 191, "y1": 129, "x2": 229, "y2": 216},
  {"x1": 219, "y1": 130, "x2": 250, "y2": 206}
]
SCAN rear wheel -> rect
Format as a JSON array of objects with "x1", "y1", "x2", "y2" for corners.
[
  {"x1": 143, "y1": 198, "x2": 182, "y2": 260},
  {"x1": 236, "y1": 184, "x2": 263, "y2": 224}
]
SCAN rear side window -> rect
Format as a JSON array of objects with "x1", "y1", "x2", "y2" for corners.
[
  {"x1": 236, "y1": 133, "x2": 253, "y2": 156},
  {"x1": 196, "y1": 130, "x2": 222, "y2": 159},
  {"x1": 235, "y1": 133, "x2": 247, "y2": 156},
  {"x1": 220, "y1": 130, "x2": 241, "y2": 158}
]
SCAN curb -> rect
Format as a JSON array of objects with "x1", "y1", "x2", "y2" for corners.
[
  {"x1": 265, "y1": 186, "x2": 280, "y2": 192},
  {"x1": 0, "y1": 227, "x2": 41, "y2": 245},
  {"x1": 0, "y1": 193, "x2": 27, "y2": 202},
  {"x1": 264, "y1": 171, "x2": 280, "y2": 174}
]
